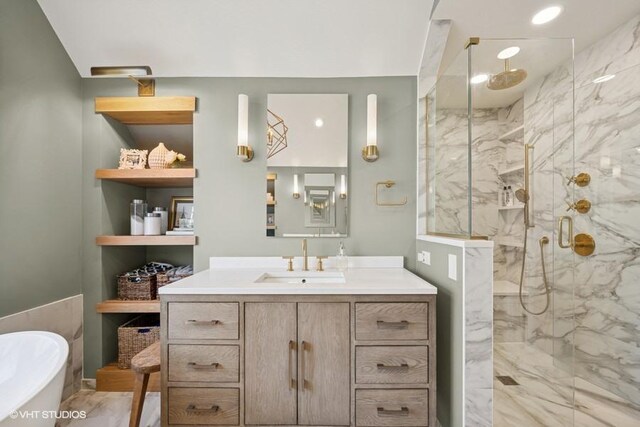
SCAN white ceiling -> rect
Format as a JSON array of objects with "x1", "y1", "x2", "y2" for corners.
[
  {"x1": 37, "y1": 0, "x2": 433, "y2": 78},
  {"x1": 432, "y1": 0, "x2": 640, "y2": 77},
  {"x1": 427, "y1": 0, "x2": 640, "y2": 108}
]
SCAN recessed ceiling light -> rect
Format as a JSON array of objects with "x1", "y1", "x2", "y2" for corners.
[
  {"x1": 470, "y1": 74, "x2": 489, "y2": 84},
  {"x1": 593, "y1": 74, "x2": 615, "y2": 84},
  {"x1": 497, "y1": 46, "x2": 520, "y2": 59},
  {"x1": 532, "y1": 6, "x2": 563, "y2": 25},
  {"x1": 315, "y1": 118, "x2": 324, "y2": 127}
]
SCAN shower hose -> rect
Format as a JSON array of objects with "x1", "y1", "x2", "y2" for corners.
[{"x1": 519, "y1": 227, "x2": 551, "y2": 315}]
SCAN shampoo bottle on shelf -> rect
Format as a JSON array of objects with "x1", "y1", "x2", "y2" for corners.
[
  {"x1": 337, "y1": 241, "x2": 348, "y2": 271},
  {"x1": 501, "y1": 186, "x2": 507, "y2": 207},
  {"x1": 506, "y1": 186, "x2": 514, "y2": 207}
]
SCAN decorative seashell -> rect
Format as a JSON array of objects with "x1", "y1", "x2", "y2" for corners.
[
  {"x1": 148, "y1": 142, "x2": 171, "y2": 169},
  {"x1": 165, "y1": 150, "x2": 178, "y2": 164}
]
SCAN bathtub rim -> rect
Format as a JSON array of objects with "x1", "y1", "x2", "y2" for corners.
[{"x1": 0, "y1": 331, "x2": 69, "y2": 422}]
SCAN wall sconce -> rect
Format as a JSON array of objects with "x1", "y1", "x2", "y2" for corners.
[
  {"x1": 90, "y1": 66, "x2": 155, "y2": 96},
  {"x1": 362, "y1": 94, "x2": 379, "y2": 162},
  {"x1": 237, "y1": 94, "x2": 254, "y2": 162},
  {"x1": 340, "y1": 174, "x2": 347, "y2": 199},
  {"x1": 293, "y1": 174, "x2": 301, "y2": 199}
]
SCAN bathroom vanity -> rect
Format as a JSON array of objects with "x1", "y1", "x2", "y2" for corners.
[{"x1": 159, "y1": 257, "x2": 437, "y2": 427}]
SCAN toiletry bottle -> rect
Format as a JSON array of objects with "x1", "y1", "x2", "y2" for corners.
[
  {"x1": 506, "y1": 186, "x2": 514, "y2": 207},
  {"x1": 502, "y1": 186, "x2": 507, "y2": 207},
  {"x1": 337, "y1": 241, "x2": 348, "y2": 271}
]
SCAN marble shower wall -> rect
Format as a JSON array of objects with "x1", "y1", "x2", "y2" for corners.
[
  {"x1": 0, "y1": 295, "x2": 83, "y2": 400},
  {"x1": 523, "y1": 14, "x2": 640, "y2": 407}
]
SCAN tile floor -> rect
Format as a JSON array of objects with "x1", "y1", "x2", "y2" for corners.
[
  {"x1": 494, "y1": 342, "x2": 640, "y2": 426},
  {"x1": 55, "y1": 390, "x2": 159, "y2": 427},
  {"x1": 54, "y1": 344, "x2": 640, "y2": 427}
]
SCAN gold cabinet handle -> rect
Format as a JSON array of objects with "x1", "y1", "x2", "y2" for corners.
[
  {"x1": 186, "y1": 319, "x2": 221, "y2": 326},
  {"x1": 186, "y1": 404, "x2": 220, "y2": 414},
  {"x1": 300, "y1": 340, "x2": 309, "y2": 391},
  {"x1": 376, "y1": 320, "x2": 409, "y2": 329},
  {"x1": 187, "y1": 362, "x2": 220, "y2": 370},
  {"x1": 377, "y1": 407, "x2": 409, "y2": 417},
  {"x1": 377, "y1": 363, "x2": 409, "y2": 370},
  {"x1": 288, "y1": 340, "x2": 297, "y2": 389},
  {"x1": 558, "y1": 216, "x2": 573, "y2": 249}
]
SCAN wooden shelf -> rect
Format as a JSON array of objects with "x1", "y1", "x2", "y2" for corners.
[
  {"x1": 96, "y1": 300, "x2": 160, "y2": 313},
  {"x1": 266, "y1": 225, "x2": 276, "y2": 230},
  {"x1": 95, "y1": 168, "x2": 196, "y2": 187},
  {"x1": 96, "y1": 235, "x2": 196, "y2": 246},
  {"x1": 499, "y1": 125, "x2": 524, "y2": 141},
  {"x1": 96, "y1": 363, "x2": 160, "y2": 392},
  {"x1": 95, "y1": 96, "x2": 196, "y2": 125},
  {"x1": 266, "y1": 200, "x2": 276, "y2": 206}
]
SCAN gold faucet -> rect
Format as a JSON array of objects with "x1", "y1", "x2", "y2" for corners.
[{"x1": 302, "y1": 238, "x2": 309, "y2": 271}]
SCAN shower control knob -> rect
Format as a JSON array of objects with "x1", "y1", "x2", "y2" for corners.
[
  {"x1": 567, "y1": 172, "x2": 591, "y2": 187},
  {"x1": 566, "y1": 199, "x2": 592, "y2": 214}
]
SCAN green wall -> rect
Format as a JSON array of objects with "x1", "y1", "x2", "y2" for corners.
[
  {"x1": 81, "y1": 77, "x2": 418, "y2": 376},
  {"x1": 414, "y1": 239, "x2": 464, "y2": 427},
  {"x1": 0, "y1": 0, "x2": 82, "y2": 317}
]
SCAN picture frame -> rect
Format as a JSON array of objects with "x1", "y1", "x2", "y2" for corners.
[
  {"x1": 169, "y1": 196, "x2": 194, "y2": 230},
  {"x1": 118, "y1": 148, "x2": 148, "y2": 170}
]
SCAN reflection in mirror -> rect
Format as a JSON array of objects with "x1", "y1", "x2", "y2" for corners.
[{"x1": 266, "y1": 94, "x2": 348, "y2": 237}]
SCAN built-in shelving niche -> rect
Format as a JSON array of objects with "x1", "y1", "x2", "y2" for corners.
[{"x1": 93, "y1": 96, "x2": 197, "y2": 390}]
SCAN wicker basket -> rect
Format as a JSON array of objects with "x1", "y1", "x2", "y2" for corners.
[
  {"x1": 156, "y1": 268, "x2": 193, "y2": 296},
  {"x1": 117, "y1": 315, "x2": 160, "y2": 369},
  {"x1": 117, "y1": 274, "x2": 157, "y2": 300}
]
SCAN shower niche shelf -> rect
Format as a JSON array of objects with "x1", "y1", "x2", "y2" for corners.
[
  {"x1": 499, "y1": 125, "x2": 524, "y2": 141},
  {"x1": 498, "y1": 204, "x2": 525, "y2": 211},
  {"x1": 498, "y1": 165, "x2": 525, "y2": 176},
  {"x1": 495, "y1": 237, "x2": 524, "y2": 248}
]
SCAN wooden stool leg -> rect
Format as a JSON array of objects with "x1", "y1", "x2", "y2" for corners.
[{"x1": 129, "y1": 372, "x2": 150, "y2": 427}]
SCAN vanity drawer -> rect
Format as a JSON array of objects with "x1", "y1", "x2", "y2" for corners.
[
  {"x1": 355, "y1": 303, "x2": 429, "y2": 341},
  {"x1": 356, "y1": 346, "x2": 429, "y2": 384},
  {"x1": 168, "y1": 387, "x2": 239, "y2": 425},
  {"x1": 169, "y1": 345, "x2": 239, "y2": 383},
  {"x1": 356, "y1": 389, "x2": 429, "y2": 426},
  {"x1": 169, "y1": 303, "x2": 239, "y2": 340}
]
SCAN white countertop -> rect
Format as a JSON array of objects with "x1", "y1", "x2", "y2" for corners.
[{"x1": 158, "y1": 257, "x2": 437, "y2": 295}]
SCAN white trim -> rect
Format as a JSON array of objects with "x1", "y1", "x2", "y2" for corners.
[{"x1": 416, "y1": 234, "x2": 494, "y2": 248}]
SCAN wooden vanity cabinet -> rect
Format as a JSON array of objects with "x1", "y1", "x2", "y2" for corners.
[{"x1": 161, "y1": 295, "x2": 435, "y2": 427}]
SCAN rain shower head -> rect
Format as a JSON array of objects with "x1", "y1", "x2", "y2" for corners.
[
  {"x1": 487, "y1": 59, "x2": 527, "y2": 90},
  {"x1": 515, "y1": 188, "x2": 529, "y2": 203}
]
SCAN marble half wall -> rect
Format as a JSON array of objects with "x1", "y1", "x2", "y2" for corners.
[{"x1": 0, "y1": 295, "x2": 83, "y2": 401}]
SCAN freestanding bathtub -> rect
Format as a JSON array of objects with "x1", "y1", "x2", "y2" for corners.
[{"x1": 0, "y1": 331, "x2": 69, "y2": 427}]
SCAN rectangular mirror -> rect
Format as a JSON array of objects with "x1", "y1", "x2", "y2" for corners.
[{"x1": 266, "y1": 94, "x2": 348, "y2": 238}]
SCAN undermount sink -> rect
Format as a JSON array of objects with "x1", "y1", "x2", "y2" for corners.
[{"x1": 255, "y1": 271, "x2": 346, "y2": 284}]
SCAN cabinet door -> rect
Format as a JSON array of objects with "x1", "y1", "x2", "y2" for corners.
[
  {"x1": 245, "y1": 303, "x2": 297, "y2": 425},
  {"x1": 298, "y1": 303, "x2": 350, "y2": 425}
]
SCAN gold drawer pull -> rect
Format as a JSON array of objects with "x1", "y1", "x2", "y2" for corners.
[
  {"x1": 377, "y1": 363, "x2": 409, "y2": 370},
  {"x1": 288, "y1": 340, "x2": 297, "y2": 389},
  {"x1": 377, "y1": 320, "x2": 409, "y2": 329},
  {"x1": 186, "y1": 320, "x2": 221, "y2": 326},
  {"x1": 186, "y1": 404, "x2": 220, "y2": 414},
  {"x1": 187, "y1": 362, "x2": 220, "y2": 370},
  {"x1": 377, "y1": 406, "x2": 409, "y2": 417}
]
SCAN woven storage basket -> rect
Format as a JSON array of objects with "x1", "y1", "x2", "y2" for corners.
[
  {"x1": 117, "y1": 274, "x2": 157, "y2": 300},
  {"x1": 156, "y1": 269, "x2": 192, "y2": 296},
  {"x1": 117, "y1": 315, "x2": 160, "y2": 369}
]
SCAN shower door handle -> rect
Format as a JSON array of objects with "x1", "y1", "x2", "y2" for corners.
[{"x1": 558, "y1": 216, "x2": 573, "y2": 249}]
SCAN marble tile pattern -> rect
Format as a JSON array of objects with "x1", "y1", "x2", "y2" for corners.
[
  {"x1": 494, "y1": 295, "x2": 526, "y2": 343},
  {"x1": 464, "y1": 247, "x2": 493, "y2": 426},
  {"x1": 0, "y1": 295, "x2": 83, "y2": 400},
  {"x1": 56, "y1": 390, "x2": 160, "y2": 427},
  {"x1": 521, "y1": 12, "x2": 640, "y2": 407},
  {"x1": 494, "y1": 342, "x2": 640, "y2": 427}
]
